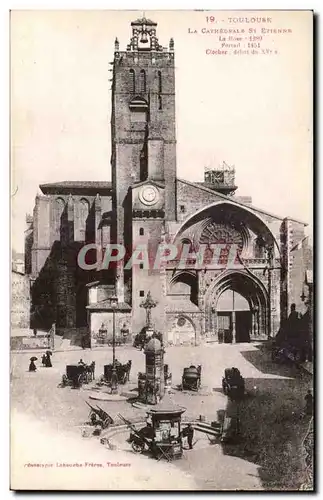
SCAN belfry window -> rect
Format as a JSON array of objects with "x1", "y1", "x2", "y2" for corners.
[
  {"x1": 129, "y1": 69, "x2": 135, "y2": 92},
  {"x1": 79, "y1": 198, "x2": 89, "y2": 241},
  {"x1": 140, "y1": 70, "x2": 146, "y2": 93},
  {"x1": 54, "y1": 197, "x2": 65, "y2": 238}
]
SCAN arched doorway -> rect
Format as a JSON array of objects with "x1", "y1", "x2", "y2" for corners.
[
  {"x1": 205, "y1": 270, "x2": 269, "y2": 342},
  {"x1": 217, "y1": 290, "x2": 251, "y2": 343}
]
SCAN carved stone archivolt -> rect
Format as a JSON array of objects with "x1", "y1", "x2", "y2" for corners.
[
  {"x1": 199, "y1": 269, "x2": 224, "y2": 294},
  {"x1": 199, "y1": 220, "x2": 245, "y2": 249}
]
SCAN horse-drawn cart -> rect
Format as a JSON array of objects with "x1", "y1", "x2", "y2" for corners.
[
  {"x1": 61, "y1": 364, "x2": 88, "y2": 388},
  {"x1": 60, "y1": 361, "x2": 95, "y2": 389},
  {"x1": 182, "y1": 365, "x2": 202, "y2": 391},
  {"x1": 222, "y1": 367, "x2": 245, "y2": 400},
  {"x1": 103, "y1": 360, "x2": 131, "y2": 385}
]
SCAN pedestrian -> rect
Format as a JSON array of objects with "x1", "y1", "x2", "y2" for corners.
[
  {"x1": 305, "y1": 390, "x2": 313, "y2": 416},
  {"x1": 45, "y1": 351, "x2": 52, "y2": 367},
  {"x1": 182, "y1": 424, "x2": 194, "y2": 450},
  {"x1": 29, "y1": 357, "x2": 37, "y2": 372}
]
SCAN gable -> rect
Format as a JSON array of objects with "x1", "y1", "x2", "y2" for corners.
[
  {"x1": 177, "y1": 179, "x2": 223, "y2": 218},
  {"x1": 176, "y1": 178, "x2": 306, "y2": 227}
]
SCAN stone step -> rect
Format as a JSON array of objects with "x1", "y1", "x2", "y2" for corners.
[{"x1": 193, "y1": 422, "x2": 222, "y2": 436}]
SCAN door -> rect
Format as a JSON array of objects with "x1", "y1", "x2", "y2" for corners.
[
  {"x1": 218, "y1": 313, "x2": 233, "y2": 343},
  {"x1": 235, "y1": 311, "x2": 252, "y2": 343}
]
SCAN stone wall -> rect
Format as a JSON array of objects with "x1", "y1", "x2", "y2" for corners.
[
  {"x1": 166, "y1": 312, "x2": 202, "y2": 345},
  {"x1": 288, "y1": 220, "x2": 312, "y2": 315},
  {"x1": 29, "y1": 191, "x2": 112, "y2": 333},
  {"x1": 131, "y1": 219, "x2": 166, "y2": 335},
  {"x1": 10, "y1": 333, "x2": 50, "y2": 351},
  {"x1": 11, "y1": 271, "x2": 30, "y2": 328}
]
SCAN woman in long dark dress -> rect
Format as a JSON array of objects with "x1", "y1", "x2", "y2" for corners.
[
  {"x1": 45, "y1": 352, "x2": 52, "y2": 367},
  {"x1": 29, "y1": 359, "x2": 37, "y2": 372}
]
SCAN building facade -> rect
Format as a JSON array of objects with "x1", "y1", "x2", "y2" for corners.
[
  {"x1": 11, "y1": 268, "x2": 30, "y2": 329},
  {"x1": 25, "y1": 17, "x2": 311, "y2": 345}
]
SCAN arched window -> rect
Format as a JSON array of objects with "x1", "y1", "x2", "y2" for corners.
[
  {"x1": 140, "y1": 70, "x2": 146, "y2": 93},
  {"x1": 129, "y1": 69, "x2": 135, "y2": 93},
  {"x1": 79, "y1": 198, "x2": 89, "y2": 241},
  {"x1": 181, "y1": 238, "x2": 194, "y2": 253},
  {"x1": 158, "y1": 71, "x2": 162, "y2": 93},
  {"x1": 54, "y1": 197, "x2": 65, "y2": 238}
]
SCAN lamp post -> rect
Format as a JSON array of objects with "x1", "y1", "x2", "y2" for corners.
[{"x1": 110, "y1": 295, "x2": 118, "y2": 394}]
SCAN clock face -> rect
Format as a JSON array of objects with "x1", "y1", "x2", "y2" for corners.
[{"x1": 139, "y1": 185, "x2": 159, "y2": 206}]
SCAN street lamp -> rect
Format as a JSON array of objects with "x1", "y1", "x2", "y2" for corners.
[{"x1": 110, "y1": 295, "x2": 118, "y2": 394}]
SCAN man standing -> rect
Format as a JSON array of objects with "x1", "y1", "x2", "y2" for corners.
[{"x1": 182, "y1": 424, "x2": 194, "y2": 450}]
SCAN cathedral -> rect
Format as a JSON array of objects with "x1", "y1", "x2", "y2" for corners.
[{"x1": 25, "y1": 17, "x2": 311, "y2": 347}]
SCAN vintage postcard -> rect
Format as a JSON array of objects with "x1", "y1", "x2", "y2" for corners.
[{"x1": 10, "y1": 10, "x2": 313, "y2": 491}]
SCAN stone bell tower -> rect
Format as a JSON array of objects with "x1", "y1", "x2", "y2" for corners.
[{"x1": 110, "y1": 17, "x2": 177, "y2": 309}]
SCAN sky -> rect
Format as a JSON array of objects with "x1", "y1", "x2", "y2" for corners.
[{"x1": 10, "y1": 10, "x2": 313, "y2": 252}]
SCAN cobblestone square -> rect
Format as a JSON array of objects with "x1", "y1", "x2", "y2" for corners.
[{"x1": 11, "y1": 342, "x2": 312, "y2": 490}]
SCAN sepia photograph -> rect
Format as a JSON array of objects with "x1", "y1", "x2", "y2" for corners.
[{"x1": 10, "y1": 9, "x2": 313, "y2": 491}]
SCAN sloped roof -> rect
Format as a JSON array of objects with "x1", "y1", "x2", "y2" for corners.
[
  {"x1": 178, "y1": 178, "x2": 307, "y2": 226},
  {"x1": 131, "y1": 179, "x2": 165, "y2": 189},
  {"x1": 40, "y1": 181, "x2": 113, "y2": 195},
  {"x1": 86, "y1": 300, "x2": 131, "y2": 311}
]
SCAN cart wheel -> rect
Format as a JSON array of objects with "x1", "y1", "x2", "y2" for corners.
[
  {"x1": 77, "y1": 374, "x2": 83, "y2": 387},
  {"x1": 132, "y1": 441, "x2": 145, "y2": 454},
  {"x1": 61, "y1": 375, "x2": 67, "y2": 387}
]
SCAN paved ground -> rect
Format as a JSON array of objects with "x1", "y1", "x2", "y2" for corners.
[{"x1": 11, "y1": 342, "x2": 312, "y2": 491}]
